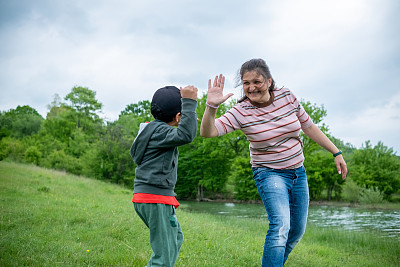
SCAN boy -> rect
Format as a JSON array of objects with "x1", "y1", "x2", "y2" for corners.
[{"x1": 130, "y1": 85, "x2": 198, "y2": 267}]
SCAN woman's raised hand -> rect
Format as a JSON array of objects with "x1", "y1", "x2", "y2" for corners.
[{"x1": 207, "y1": 74, "x2": 233, "y2": 107}]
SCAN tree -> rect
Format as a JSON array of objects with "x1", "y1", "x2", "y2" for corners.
[
  {"x1": 176, "y1": 94, "x2": 236, "y2": 199},
  {"x1": 65, "y1": 86, "x2": 102, "y2": 118},
  {"x1": 300, "y1": 100, "x2": 330, "y2": 155},
  {"x1": 95, "y1": 121, "x2": 135, "y2": 186},
  {"x1": 177, "y1": 129, "x2": 236, "y2": 200},
  {"x1": 0, "y1": 105, "x2": 44, "y2": 139},
  {"x1": 232, "y1": 156, "x2": 260, "y2": 201},
  {"x1": 40, "y1": 105, "x2": 76, "y2": 144},
  {"x1": 116, "y1": 113, "x2": 142, "y2": 137},
  {"x1": 67, "y1": 128, "x2": 90, "y2": 157},
  {"x1": 120, "y1": 100, "x2": 153, "y2": 123},
  {"x1": 305, "y1": 150, "x2": 345, "y2": 200},
  {"x1": 301, "y1": 100, "x2": 346, "y2": 200},
  {"x1": 64, "y1": 86, "x2": 103, "y2": 131},
  {"x1": 34, "y1": 88, "x2": 104, "y2": 177},
  {"x1": 350, "y1": 141, "x2": 400, "y2": 200}
]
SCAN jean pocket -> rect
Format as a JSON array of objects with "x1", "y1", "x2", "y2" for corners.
[
  {"x1": 252, "y1": 167, "x2": 267, "y2": 182},
  {"x1": 252, "y1": 167, "x2": 261, "y2": 177}
]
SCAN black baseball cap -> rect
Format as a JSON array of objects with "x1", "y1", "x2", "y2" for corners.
[{"x1": 151, "y1": 86, "x2": 182, "y2": 121}]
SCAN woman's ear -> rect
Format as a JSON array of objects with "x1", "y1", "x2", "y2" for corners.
[{"x1": 267, "y1": 78, "x2": 272, "y2": 87}]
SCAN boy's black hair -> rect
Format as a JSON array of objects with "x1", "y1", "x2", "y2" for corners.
[{"x1": 151, "y1": 86, "x2": 182, "y2": 123}]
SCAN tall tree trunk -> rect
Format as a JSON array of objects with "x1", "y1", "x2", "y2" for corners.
[{"x1": 196, "y1": 185, "x2": 204, "y2": 201}]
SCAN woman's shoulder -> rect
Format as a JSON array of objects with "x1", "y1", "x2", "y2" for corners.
[
  {"x1": 272, "y1": 87, "x2": 297, "y2": 101},
  {"x1": 273, "y1": 86, "x2": 291, "y2": 94}
]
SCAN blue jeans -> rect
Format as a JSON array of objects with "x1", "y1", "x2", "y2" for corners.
[{"x1": 253, "y1": 166, "x2": 309, "y2": 267}]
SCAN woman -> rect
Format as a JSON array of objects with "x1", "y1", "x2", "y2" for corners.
[{"x1": 200, "y1": 58, "x2": 347, "y2": 266}]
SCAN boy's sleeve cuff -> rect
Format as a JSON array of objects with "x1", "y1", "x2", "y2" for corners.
[{"x1": 181, "y1": 98, "x2": 197, "y2": 111}]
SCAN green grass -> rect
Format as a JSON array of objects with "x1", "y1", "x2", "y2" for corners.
[{"x1": 1, "y1": 161, "x2": 399, "y2": 267}]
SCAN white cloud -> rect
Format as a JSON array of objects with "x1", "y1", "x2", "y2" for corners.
[
  {"x1": 0, "y1": 0, "x2": 399, "y2": 154},
  {"x1": 328, "y1": 92, "x2": 400, "y2": 153}
]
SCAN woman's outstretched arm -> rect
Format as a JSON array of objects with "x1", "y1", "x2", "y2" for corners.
[
  {"x1": 302, "y1": 124, "x2": 348, "y2": 179},
  {"x1": 200, "y1": 74, "x2": 233, "y2": 138}
]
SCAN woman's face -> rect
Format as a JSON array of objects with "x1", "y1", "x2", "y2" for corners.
[{"x1": 242, "y1": 71, "x2": 271, "y2": 104}]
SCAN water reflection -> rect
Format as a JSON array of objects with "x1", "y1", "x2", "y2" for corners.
[
  {"x1": 308, "y1": 206, "x2": 400, "y2": 239},
  {"x1": 181, "y1": 201, "x2": 267, "y2": 219},
  {"x1": 180, "y1": 201, "x2": 400, "y2": 239}
]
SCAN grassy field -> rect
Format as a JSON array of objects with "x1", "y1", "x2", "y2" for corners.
[{"x1": 1, "y1": 161, "x2": 399, "y2": 267}]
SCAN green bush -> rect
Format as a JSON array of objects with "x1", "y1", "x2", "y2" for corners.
[
  {"x1": 360, "y1": 187, "x2": 385, "y2": 204},
  {"x1": 25, "y1": 146, "x2": 42, "y2": 165},
  {"x1": 342, "y1": 178, "x2": 362, "y2": 203},
  {"x1": 80, "y1": 147, "x2": 102, "y2": 179},
  {"x1": 43, "y1": 150, "x2": 82, "y2": 175},
  {"x1": 0, "y1": 137, "x2": 25, "y2": 161},
  {"x1": 232, "y1": 157, "x2": 260, "y2": 201}
]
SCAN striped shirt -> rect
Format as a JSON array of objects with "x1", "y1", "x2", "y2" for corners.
[{"x1": 215, "y1": 87, "x2": 314, "y2": 169}]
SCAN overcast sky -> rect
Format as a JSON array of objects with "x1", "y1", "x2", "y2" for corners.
[{"x1": 1, "y1": 0, "x2": 399, "y2": 154}]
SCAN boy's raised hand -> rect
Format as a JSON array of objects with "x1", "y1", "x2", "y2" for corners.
[
  {"x1": 180, "y1": 85, "x2": 198, "y2": 100},
  {"x1": 207, "y1": 74, "x2": 233, "y2": 107}
]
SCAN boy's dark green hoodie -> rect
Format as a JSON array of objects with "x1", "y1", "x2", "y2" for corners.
[{"x1": 130, "y1": 98, "x2": 197, "y2": 196}]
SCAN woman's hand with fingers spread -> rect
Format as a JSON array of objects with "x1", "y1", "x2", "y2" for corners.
[{"x1": 207, "y1": 74, "x2": 233, "y2": 107}]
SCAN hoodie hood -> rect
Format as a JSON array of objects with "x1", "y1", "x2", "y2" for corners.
[{"x1": 130, "y1": 121, "x2": 159, "y2": 165}]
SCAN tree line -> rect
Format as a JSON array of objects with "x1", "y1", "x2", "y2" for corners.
[{"x1": 1, "y1": 86, "x2": 399, "y2": 202}]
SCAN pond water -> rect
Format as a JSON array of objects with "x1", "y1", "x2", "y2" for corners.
[{"x1": 180, "y1": 201, "x2": 400, "y2": 240}]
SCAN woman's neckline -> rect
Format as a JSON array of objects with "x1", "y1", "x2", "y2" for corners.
[{"x1": 248, "y1": 90, "x2": 275, "y2": 108}]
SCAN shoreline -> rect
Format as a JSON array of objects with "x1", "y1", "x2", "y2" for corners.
[{"x1": 180, "y1": 198, "x2": 400, "y2": 210}]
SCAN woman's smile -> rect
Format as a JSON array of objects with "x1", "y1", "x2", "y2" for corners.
[{"x1": 242, "y1": 71, "x2": 271, "y2": 104}]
